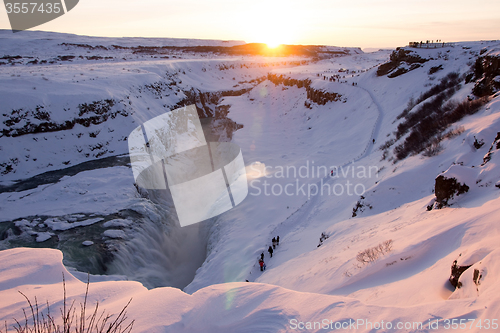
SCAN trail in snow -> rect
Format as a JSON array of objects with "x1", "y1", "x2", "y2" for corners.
[
  {"x1": 354, "y1": 85, "x2": 384, "y2": 160},
  {"x1": 246, "y1": 79, "x2": 385, "y2": 281}
]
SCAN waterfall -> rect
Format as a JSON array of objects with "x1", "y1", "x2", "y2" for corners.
[{"x1": 106, "y1": 187, "x2": 211, "y2": 289}]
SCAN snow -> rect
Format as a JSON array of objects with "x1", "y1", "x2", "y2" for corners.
[
  {"x1": 0, "y1": 30, "x2": 246, "y2": 61},
  {"x1": 449, "y1": 248, "x2": 500, "y2": 300},
  {"x1": 35, "y1": 232, "x2": 52, "y2": 242},
  {"x1": 0, "y1": 167, "x2": 138, "y2": 221},
  {"x1": 44, "y1": 217, "x2": 104, "y2": 231},
  {"x1": 103, "y1": 219, "x2": 133, "y2": 228},
  {"x1": 103, "y1": 229, "x2": 127, "y2": 239},
  {"x1": 1, "y1": 246, "x2": 500, "y2": 332},
  {"x1": 441, "y1": 163, "x2": 479, "y2": 181},
  {"x1": 1, "y1": 33, "x2": 500, "y2": 332}
]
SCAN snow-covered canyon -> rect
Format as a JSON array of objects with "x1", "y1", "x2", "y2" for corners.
[{"x1": 1, "y1": 31, "x2": 500, "y2": 332}]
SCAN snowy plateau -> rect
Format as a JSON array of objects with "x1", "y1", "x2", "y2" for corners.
[{"x1": 1, "y1": 31, "x2": 500, "y2": 332}]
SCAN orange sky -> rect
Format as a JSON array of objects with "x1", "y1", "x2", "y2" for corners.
[{"x1": 1, "y1": 0, "x2": 499, "y2": 48}]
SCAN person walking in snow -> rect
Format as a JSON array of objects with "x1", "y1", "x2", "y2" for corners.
[
  {"x1": 260, "y1": 252, "x2": 264, "y2": 261},
  {"x1": 259, "y1": 258, "x2": 266, "y2": 271},
  {"x1": 330, "y1": 170, "x2": 334, "y2": 177},
  {"x1": 272, "y1": 237, "x2": 277, "y2": 249},
  {"x1": 268, "y1": 245, "x2": 273, "y2": 258},
  {"x1": 277, "y1": 236, "x2": 280, "y2": 245}
]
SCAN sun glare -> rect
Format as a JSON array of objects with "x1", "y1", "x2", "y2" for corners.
[
  {"x1": 249, "y1": 3, "x2": 298, "y2": 50},
  {"x1": 266, "y1": 41, "x2": 282, "y2": 49},
  {"x1": 254, "y1": 23, "x2": 298, "y2": 47}
]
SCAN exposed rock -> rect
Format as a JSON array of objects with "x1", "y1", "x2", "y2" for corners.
[
  {"x1": 267, "y1": 73, "x2": 342, "y2": 105},
  {"x1": 377, "y1": 48, "x2": 428, "y2": 77},
  {"x1": 449, "y1": 260, "x2": 472, "y2": 288},
  {"x1": 2, "y1": 99, "x2": 127, "y2": 138},
  {"x1": 176, "y1": 87, "x2": 254, "y2": 118},
  {"x1": 434, "y1": 175, "x2": 469, "y2": 208}
]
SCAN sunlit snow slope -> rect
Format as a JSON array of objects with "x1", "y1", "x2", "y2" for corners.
[{"x1": 1, "y1": 32, "x2": 500, "y2": 332}]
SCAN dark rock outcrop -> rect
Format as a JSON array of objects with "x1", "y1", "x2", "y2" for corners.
[
  {"x1": 434, "y1": 175, "x2": 469, "y2": 208},
  {"x1": 449, "y1": 260, "x2": 472, "y2": 288},
  {"x1": 377, "y1": 48, "x2": 428, "y2": 77},
  {"x1": 267, "y1": 73, "x2": 342, "y2": 105}
]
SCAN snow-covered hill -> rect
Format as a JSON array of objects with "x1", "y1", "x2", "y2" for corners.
[{"x1": 1, "y1": 32, "x2": 500, "y2": 332}]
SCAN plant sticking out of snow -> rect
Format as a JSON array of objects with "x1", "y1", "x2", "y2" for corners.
[
  {"x1": 394, "y1": 95, "x2": 489, "y2": 160},
  {"x1": 0, "y1": 273, "x2": 134, "y2": 333},
  {"x1": 481, "y1": 131, "x2": 500, "y2": 166},
  {"x1": 473, "y1": 136, "x2": 485, "y2": 149},
  {"x1": 473, "y1": 268, "x2": 483, "y2": 290},
  {"x1": 422, "y1": 140, "x2": 444, "y2": 157},
  {"x1": 317, "y1": 232, "x2": 329, "y2": 247},
  {"x1": 422, "y1": 127, "x2": 465, "y2": 158},
  {"x1": 351, "y1": 196, "x2": 373, "y2": 217},
  {"x1": 356, "y1": 239, "x2": 393, "y2": 265}
]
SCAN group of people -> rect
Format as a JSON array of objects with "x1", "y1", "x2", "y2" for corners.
[{"x1": 258, "y1": 236, "x2": 280, "y2": 271}]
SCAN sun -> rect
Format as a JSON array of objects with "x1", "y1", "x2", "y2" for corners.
[
  {"x1": 265, "y1": 40, "x2": 282, "y2": 49},
  {"x1": 252, "y1": 22, "x2": 296, "y2": 50},
  {"x1": 245, "y1": 0, "x2": 300, "y2": 50}
]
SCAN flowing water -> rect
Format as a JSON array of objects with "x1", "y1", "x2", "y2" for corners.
[{"x1": 0, "y1": 115, "x2": 241, "y2": 290}]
